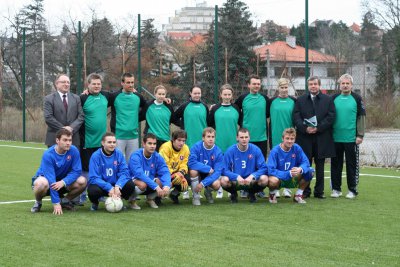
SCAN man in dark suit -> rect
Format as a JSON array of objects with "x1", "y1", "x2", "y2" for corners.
[
  {"x1": 293, "y1": 76, "x2": 336, "y2": 198},
  {"x1": 43, "y1": 74, "x2": 84, "y2": 147}
]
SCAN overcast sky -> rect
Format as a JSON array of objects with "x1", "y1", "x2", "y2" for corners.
[{"x1": 1, "y1": 0, "x2": 364, "y2": 33}]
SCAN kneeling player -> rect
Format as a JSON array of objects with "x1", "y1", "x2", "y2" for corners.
[
  {"x1": 188, "y1": 127, "x2": 223, "y2": 206},
  {"x1": 87, "y1": 132, "x2": 136, "y2": 211},
  {"x1": 267, "y1": 128, "x2": 314, "y2": 204},
  {"x1": 128, "y1": 133, "x2": 171, "y2": 209},
  {"x1": 221, "y1": 128, "x2": 268, "y2": 203},
  {"x1": 159, "y1": 129, "x2": 190, "y2": 204},
  {"x1": 31, "y1": 128, "x2": 86, "y2": 215}
]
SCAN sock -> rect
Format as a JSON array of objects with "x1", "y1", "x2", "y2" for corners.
[
  {"x1": 296, "y1": 189, "x2": 304, "y2": 195},
  {"x1": 270, "y1": 189, "x2": 278, "y2": 195},
  {"x1": 135, "y1": 187, "x2": 144, "y2": 195},
  {"x1": 61, "y1": 197, "x2": 70, "y2": 204},
  {"x1": 35, "y1": 200, "x2": 42, "y2": 204},
  {"x1": 191, "y1": 177, "x2": 200, "y2": 199}
]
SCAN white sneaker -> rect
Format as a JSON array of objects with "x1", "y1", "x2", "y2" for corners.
[
  {"x1": 182, "y1": 191, "x2": 190, "y2": 200},
  {"x1": 146, "y1": 199, "x2": 159, "y2": 208},
  {"x1": 192, "y1": 198, "x2": 201, "y2": 206},
  {"x1": 346, "y1": 191, "x2": 356, "y2": 199},
  {"x1": 275, "y1": 190, "x2": 281, "y2": 198},
  {"x1": 331, "y1": 190, "x2": 342, "y2": 198},
  {"x1": 129, "y1": 200, "x2": 141, "y2": 210},
  {"x1": 283, "y1": 188, "x2": 292, "y2": 198},
  {"x1": 293, "y1": 194, "x2": 307, "y2": 204},
  {"x1": 269, "y1": 193, "x2": 278, "y2": 204},
  {"x1": 216, "y1": 188, "x2": 223, "y2": 199},
  {"x1": 240, "y1": 190, "x2": 248, "y2": 198}
]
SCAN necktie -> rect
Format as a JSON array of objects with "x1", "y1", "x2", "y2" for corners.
[{"x1": 62, "y1": 94, "x2": 68, "y2": 111}]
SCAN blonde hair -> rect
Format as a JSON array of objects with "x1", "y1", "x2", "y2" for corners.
[
  {"x1": 278, "y1": 78, "x2": 289, "y2": 87},
  {"x1": 154, "y1": 85, "x2": 167, "y2": 94}
]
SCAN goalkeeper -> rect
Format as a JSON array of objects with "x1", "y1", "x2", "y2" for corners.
[{"x1": 159, "y1": 129, "x2": 190, "y2": 204}]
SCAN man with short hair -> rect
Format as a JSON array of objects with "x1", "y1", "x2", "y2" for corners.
[
  {"x1": 159, "y1": 129, "x2": 190, "y2": 204},
  {"x1": 44, "y1": 74, "x2": 84, "y2": 147},
  {"x1": 293, "y1": 76, "x2": 336, "y2": 198},
  {"x1": 110, "y1": 73, "x2": 146, "y2": 161},
  {"x1": 31, "y1": 128, "x2": 86, "y2": 215},
  {"x1": 128, "y1": 133, "x2": 171, "y2": 209},
  {"x1": 188, "y1": 127, "x2": 223, "y2": 206},
  {"x1": 87, "y1": 132, "x2": 136, "y2": 211},
  {"x1": 221, "y1": 128, "x2": 269, "y2": 203},
  {"x1": 266, "y1": 128, "x2": 314, "y2": 204},
  {"x1": 330, "y1": 74, "x2": 366, "y2": 199}
]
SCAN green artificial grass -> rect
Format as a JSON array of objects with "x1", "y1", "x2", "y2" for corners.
[{"x1": 0, "y1": 142, "x2": 399, "y2": 266}]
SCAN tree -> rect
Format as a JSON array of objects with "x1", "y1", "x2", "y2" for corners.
[
  {"x1": 289, "y1": 21, "x2": 319, "y2": 49},
  {"x1": 360, "y1": 12, "x2": 382, "y2": 62},
  {"x1": 201, "y1": 0, "x2": 261, "y2": 99},
  {"x1": 258, "y1": 20, "x2": 288, "y2": 43}
]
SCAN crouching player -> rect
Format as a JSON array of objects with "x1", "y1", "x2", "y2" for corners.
[
  {"x1": 221, "y1": 128, "x2": 269, "y2": 203},
  {"x1": 31, "y1": 128, "x2": 86, "y2": 215},
  {"x1": 267, "y1": 128, "x2": 314, "y2": 204},
  {"x1": 128, "y1": 133, "x2": 171, "y2": 209},
  {"x1": 87, "y1": 132, "x2": 136, "y2": 211},
  {"x1": 188, "y1": 127, "x2": 223, "y2": 206},
  {"x1": 159, "y1": 129, "x2": 190, "y2": 204}
]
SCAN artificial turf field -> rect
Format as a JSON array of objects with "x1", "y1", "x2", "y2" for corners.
[{"x1": 0, "y1": 141, "x2": 399, "y2": 267}]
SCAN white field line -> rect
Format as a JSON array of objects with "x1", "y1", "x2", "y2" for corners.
[
  {"x1": 0, "y1": 199, "x2": 50, "y2": 204},
  {"x1": 0, "y1": 144, "x2": 45, "y2": 150}
]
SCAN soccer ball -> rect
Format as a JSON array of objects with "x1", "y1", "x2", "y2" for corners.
[{"x1": 105, "y1": 197, "x2": 123, "y2": 213}]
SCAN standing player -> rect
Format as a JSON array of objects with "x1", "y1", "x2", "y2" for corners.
[
  {"x1": 330, "y1": 74, "x2": 366, "y2": 199},
  {"x1": 188, "y1": 127, "x2": 223, "y2": 206},
  {"x1": 31, "y1": 128, "x2": 86, "y2": 215},
  {"x1": 267, "y1": 128, "x2": 314, "y2": 204},
  {"x1": 269, "y1": 78, "x2": 296, "y2": 198},
  {"x1": 208, "y1": 83, "x2": 241, "y2": 198},
  {"x1": 87, "y1": 132, "x2": 136, "y2": 211},
  {"x1": 221, "y1": 128, "x2": 269, "y2": 203},
  {"x1": 128, "y1": 133, "x2": 171, "y2": 209},
  {"x1": 159, "y1": 129, "x2": 190, "y2": 204},
  {"x1": 143, "y1": 85, "x2": 175, "y2": 151},
  {"x1": 110, "y1": 73, "x2": 146, "y2": 161}
]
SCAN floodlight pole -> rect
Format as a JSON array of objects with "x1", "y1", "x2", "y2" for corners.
[
  {"x1": 214, "y1": 5, "x2": 218, "y2": 103},
  {"x1": 305, "y1": 0, "x2": 309, "y2": 92},
  {"x1": 22, "y1": 28, "x2": 26, "y2": 142},
  {"x1": 76, "y1": 21, "x2": 83, "y2": 94}
]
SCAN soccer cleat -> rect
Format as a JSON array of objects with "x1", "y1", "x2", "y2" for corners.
[
  {"x1": 90, "y1": 204, "x2": 98, "y2": 211},
  {"x1": 146, "y1": 199, "x2": 159, "y2": 209},
  {"x1": 269, "y1": 193, "x2": 278, "y2": 204},
  {"x1": 31, "y1": 201, "x2": 42, "y2": 213},
  {"x1": 346, "y1": 191, "x2": 356, "y2": 199},
  {"x1": 248, "y1": 192, "x2": 257, "y2": 203},
  {"x1": 331, "y1": 190, "x2": 342, "y2": 198},
  {"x1": 192, "y1": 197, "x2": 201, "y2": 206},
  {"x1": 169, "y1": 193, "x2": 180, "y2": 204},
  {"x1": 256, "y1": 191, "x2": 266, "y2": 198},
  {"x1": 240, "y1": 190, "x2": 248, "y2": 198},
  {"x1": 204, "y1": 187, "x2": 214, "y2": 204},
  {"x1": 230, "y1": 191, "x2": 238, "y2": 203},
  {"x1": 61, "y1": 201, "x2": 76, "y2": 211},
  {"x1": 283, "y1": 188, "x2": 292, "y2": 198},
  {"x1": 293, "y1": 194, "x2": 307, "y2": 204},
  {"x1": 129, "y1": 200, "x2": 141, "y2": 210},
  {"x1": 275, "y1": 190, "x2": 281, "y2": 198},
  {"x1": 154, "y1": 196, "x2": 162, "y2": 206},
  {"x1": 182, "y1": 191, "x2": 190, "y2": 200},
  {"x1": 216, "y1": 188, "x2": 223, "y2": 199}
]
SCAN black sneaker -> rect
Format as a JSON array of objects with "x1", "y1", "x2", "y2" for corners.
[
  {"x1": 61, "y1": 201, "x2": 76, "y2": 211},
  {"x1": 31, "y1": 202, "x2": 42, "y2": 213},
  {"x1": 248, "y1": 192, "x2": 257, "y2": 203},
  {"x1": 154, "y1": 196, "x2": 162, "y2": 206},
  {"x1": 169, "y1": 193, "x2": 180, "y2": 204},
  {"x1": 230, "y1": 192, "x2": 238, "y2": 204}
]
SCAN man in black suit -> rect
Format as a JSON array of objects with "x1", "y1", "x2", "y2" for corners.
[
  {"x1": 293, "y1": 76, "x2": 336, "y2": 198},
  {"x1": 43, "y1": 74, "x2": 84, "y2": 147}
]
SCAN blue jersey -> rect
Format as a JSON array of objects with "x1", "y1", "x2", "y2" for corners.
[
  {"x1": 223, "y1": 143, "x2": 267, "y2": 181},
  {"x1": 267, "y1": 143, "x2": 310, "y2": 181},
  {"x1": 88, "y1": 148, "x2": 130, "y2": 192},
  {"x1": 188, "y1": 141, "x2": 223, "y2": 187},
  {"x1": 128, "y1": 148, "x2": 171, "y2": 190},
  {"x1": 34, "y1": 145, "x2": 82, "y2": 204}
]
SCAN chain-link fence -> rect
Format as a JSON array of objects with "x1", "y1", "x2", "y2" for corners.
[{"x1": 1, "y1": 0, "x2": 399, "y2": 166}]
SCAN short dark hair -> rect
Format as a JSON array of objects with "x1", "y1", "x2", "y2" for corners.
[
  {"x1": 237, "y1": 128, "x2": 249, "y2": 136},
  {"x1": 87, "y1": 73, "x2": 103, "y2": 84},
  {"x1": 282, "y1": 127, "x2": 296, "y2": 137},
  {"x1": 55, "y1": 128, "x2": 72, "y2": 140},
  {"x1": 247, "y1": 74, "x2": 261, "y2": 84},
  {"x1": 121, "y1": 73, "x2": 134, "y2": 82},
  {"x1": 307, "y1": 76, "x2": 321, "y2": 85},
  {"x1": 190, "y1": 82, "x2": 202, "y2": 93},
  {"x1": 172, "y1": 129, "x2": 187, "y2": 141},
  {"x1": 143, "y1": 133, "x2": 157, "y2": 143},
  {"x1": 101, "y1": 132, "x2": 115, "y2": 141}
]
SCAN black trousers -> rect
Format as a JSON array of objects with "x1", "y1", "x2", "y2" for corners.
[
  {"x1": 251, "y1": 140, "x2": 268, "y2": 160},
  {"x1": 88, "y1": 180, "x2": 136, "y2": 205},
  {"x1": 304, "y1": 137, "x2": 326, "y2": 196},
  {"x1": 331, "y1": 142, "x2": 359, "y2": 195}
]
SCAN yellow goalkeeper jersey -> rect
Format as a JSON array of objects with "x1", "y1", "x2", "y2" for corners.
[{"x1": 159, "y1": 141, "x2": 190, "y2": 175}]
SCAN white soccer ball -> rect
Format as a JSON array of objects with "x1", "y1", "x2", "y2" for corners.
[{"x1": 105, "y1": 197, "x2": 123, "y2": 213}]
